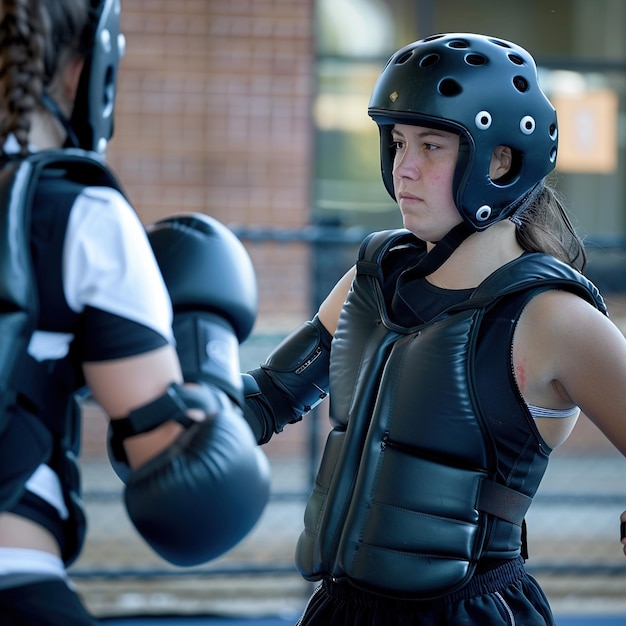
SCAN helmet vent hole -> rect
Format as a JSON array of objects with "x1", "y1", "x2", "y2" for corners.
[
  {"x1": 395, "y1": 50, "x2": 414, "y2": 65},
  {"x1": 465, "y1": 53, "x2": 487, "y2": 66},
  {"x1": 520, "y1": 115, "x2": 535, "y2": 135},
  {"x1": 549, "y1": 123, "x2": 558, "y2": 140},
  {"x1": 508, "y1": 53, "x2": 524, "y2": 66},
  {"x1": 438, "y1": 78, "x2": 462, "y2": 97},
  {"x1": 448, "y1": 39, "x2": 469, "y2": 49},
  {"x1": 419, "y1": 53, "x2": 440, "y2": 68},
  {"x1": 475, "y1": 110, "x2": 492, "y2": 130},
  {"x1": 550, "y1": 147, "x2": 557, "y2": 163},
  {"x1": 513, "y1": 76, "x2": 529, "y2": 92},
  {"x1": 489, "y1": 38, "x2": 511, "y2": 49}
]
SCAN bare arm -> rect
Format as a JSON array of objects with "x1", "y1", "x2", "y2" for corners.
[
  {"x1": 500, "y1": 289, "x2": 626, "y2": 557},
  {"x1": 547, "y1": 293, "x2": 626, "y2": 456},
  {"x1": 317, "y1": 266, "x2": 356, "y2": 336},
  {"x1": 83, "y1": 344, "x2": 185, "y2": 468}
]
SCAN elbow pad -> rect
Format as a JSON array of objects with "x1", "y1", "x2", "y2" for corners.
[{"x1": 243, "y1": 315, "x2": 331, "y2": 444}]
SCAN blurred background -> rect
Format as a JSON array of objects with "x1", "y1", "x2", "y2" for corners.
[{"x1": 74, "y1": 0, "x2": 626, "y2": 622}]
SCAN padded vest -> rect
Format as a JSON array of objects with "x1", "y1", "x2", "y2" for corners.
[
  {"x1": 295, "y1": 229, "x2": 606, "y2": 600},
  {"x1": 0, "y1": 149, "x2": 124, "y2": 565}
]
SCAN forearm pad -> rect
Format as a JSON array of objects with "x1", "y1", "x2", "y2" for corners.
[{"x1": 242, "y1": 315, "x2": 331, "y2": 444}]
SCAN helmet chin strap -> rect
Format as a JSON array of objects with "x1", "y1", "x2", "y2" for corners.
[
  {"x1": 411, "y1": 180, "x2": 546, "y2": 278},
  {"x1": 411, "y1": 221, "x2": 475, "y2": 277},
  {"x1": 40, "y1": 92, "x2": 81, "y2": 149}
]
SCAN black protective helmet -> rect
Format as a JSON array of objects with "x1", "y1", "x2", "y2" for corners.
[
  {"x1": 368, "y1": 33, "x2": 558, "y2": 231},
  {"x1": 68, "y1": 0, "x2": 125, "y2": 152}
]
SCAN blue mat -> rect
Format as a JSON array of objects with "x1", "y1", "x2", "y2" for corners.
[
  {"x1": 557, "y1": 618, "x2": 626, "y2": 625},
  {"x1": 100, "y1": 616, "x2": 299, "y2": 625},
  {"x1": 99, "y1": 614, "x2": 626, "y2": 626}
]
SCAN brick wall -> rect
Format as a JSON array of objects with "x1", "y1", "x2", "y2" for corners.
[{"x1": 107, "y1": 0, "x2": 315, "y2": 328}]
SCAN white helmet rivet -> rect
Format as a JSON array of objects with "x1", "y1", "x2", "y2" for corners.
[
  {"x1": 476, "y1": 205, "x2": 492, "y2": 221},
  {"x1": 475, "y1": 111, "x2": 492, "y2": 130},
  {"x1": 520, "y1": 115, "x2": 535, "y2": 135},
  {"x1": 100, "y1": 28, "x2": 112, "y2": 54}
]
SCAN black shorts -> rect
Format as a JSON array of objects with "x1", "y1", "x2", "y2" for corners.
[
  {"x1": 297, "y1": 557, "x2": 555, "y2": 626},
  {"x1": 0, "y1": 577, "x2": 97, "y2": 626}
]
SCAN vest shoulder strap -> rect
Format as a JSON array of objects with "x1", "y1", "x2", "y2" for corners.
[
  {"x1": 469, "y1": 253, "x2": 607, "y2": 314},
  {"x1": 357, "y1": 232, "x2": 606, "y2": 316},
  {"x1": 0, "y1": 149, "x2": 124, "y2": 432},
  {"x1": 356, "y1": 229, "x2": 420, "y2": 280}
]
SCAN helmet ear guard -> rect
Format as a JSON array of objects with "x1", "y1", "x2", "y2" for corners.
[
  {"x1": 368, "y1": 33, "x2": 558, "y2": 231},
  {"x1": 69, "y1": 0, "x2": 126, "y2": 152}
]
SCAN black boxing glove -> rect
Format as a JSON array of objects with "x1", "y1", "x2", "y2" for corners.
[
  {"x1": 111, "y1": 383, "x2": 270, "y2": 566},
  {"x1": 111, "y1": 213, "x2": 270, "y2": 565},
  {"x1": 147, "y1": 213, "x2": 257, "y2": 405}
]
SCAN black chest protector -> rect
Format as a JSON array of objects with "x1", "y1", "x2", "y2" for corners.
[
  {"x1": 295, "y1": 229, "x2": 606, "y2": 600},
  {"x1": 0, "y1": 149, "x2": 124, "y2": 565}
]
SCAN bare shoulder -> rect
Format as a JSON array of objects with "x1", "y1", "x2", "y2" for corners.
[
  {"x1": 518, "y1": 289, "x2": 626, "y2": 454},
  {"x1": 518, "y1": 285, "x2": 600, "y2": 323},
  {"x1": 538, "y1": 283, "x2": 611, "y2": 321},
  {"x1": 517, "y1": 288, "x2": 622, "y2": 365}
]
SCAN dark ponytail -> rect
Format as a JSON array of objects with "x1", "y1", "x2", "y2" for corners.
[{"x1": 514, "y1": 182, "x2": 587, "y2": 272}]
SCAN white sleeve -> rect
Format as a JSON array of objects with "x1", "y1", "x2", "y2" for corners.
[{"x1": 63, "y1": 186, "x2": 174, "y2": 343}]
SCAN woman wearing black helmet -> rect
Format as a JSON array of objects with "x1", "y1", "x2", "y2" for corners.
[{"x1": 242, "y1": 33, "x2": 626, "y2": 625}]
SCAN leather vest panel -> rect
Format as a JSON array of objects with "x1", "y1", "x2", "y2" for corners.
[{"x1": 297, "y1": 307, "x2": 491, "y2": 597}]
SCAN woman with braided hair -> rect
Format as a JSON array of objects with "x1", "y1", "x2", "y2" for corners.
[
  {"x1": 0, "y1": 1, "x2": 270, "y2": 623},
  {"x1": 0, "y1": 3, "x2": 110, "y2": 623},
  {"x1": 242, "y1": 33, "x2": 626, "y2": 625}
]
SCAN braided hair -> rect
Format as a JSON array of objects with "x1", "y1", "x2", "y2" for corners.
[{"x1": 0, "y1": 0, "x2": 94, "y2": 155}]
